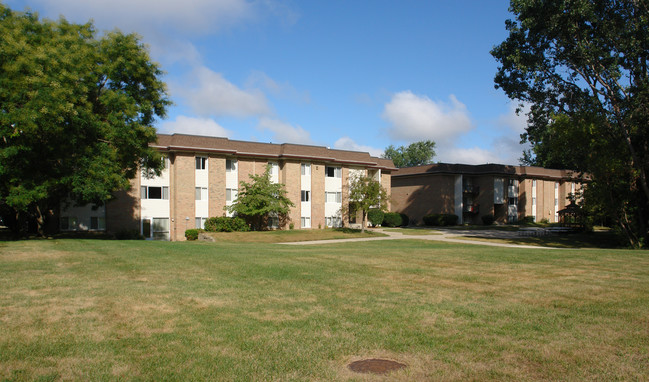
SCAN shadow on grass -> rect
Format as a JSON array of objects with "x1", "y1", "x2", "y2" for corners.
[{"x1": 466, "y1": 230, "x2": 624, "y2": 249}]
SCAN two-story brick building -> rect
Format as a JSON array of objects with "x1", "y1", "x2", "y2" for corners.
[
  {"x1": 60, "y1": 133, "x2": 395, "y2": 240},
  {"x1": 391, "y1": 163, "x2": 583, "y2": 225}
]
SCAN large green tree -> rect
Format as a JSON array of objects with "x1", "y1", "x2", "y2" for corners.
[
  {"x1": 227, "y1": 166, "x2": 294, "y2": 231},
  {"x1": 0, "y1": 5, "x2": 170, "y2": 235},
  {"x1": 492, "y1": 0, "x2": 649, "y2": 248},
  {"x1": 382, "y1": 140, "x2": 436, "y2": 168},
  {"x1": 346, "y1": 174, "x2": 388, "y2": 233}
]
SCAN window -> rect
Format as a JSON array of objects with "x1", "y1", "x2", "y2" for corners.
[
  {"x1": 226, "y1": 159, "x2": 237, "y2": 172},
  {"x1": 268, "y1": 214, "x2": 279, "y2": 229},
  {"x1": 195, "y1": 217, "x2": 207, "y2": 229},
  {"x1": 269, "y1": 162, "x2": 279, "y2": 175},
  {"x1": 326, "y1": 166, "x2": 341, "y2": 178},
  {"x1": 532, "y1": 179, "x2": 537, "y2": 188},
  {"x1": 152, "y1": 218, "x2": 170, "y2": 240},
  {"x1": 325, "y1": 191, "x2": 342, "y2": 203},
  {"x1": 326, "y1": 216, "x2": 342, "y2": 228},
  {"x1": 195, "y1": 187, "x2": 208, "y2": 201},
  {"x1": 301, "y1": 217, "x2": 311, "y2": 228},
  {"x1": 195, "y1": 156, "x2": 207, "y2": 170},
  {"x1": 532, "y1": 196, "x2": 537, "y2": 206},
  {"x1": 90, "y1": 216, "x2": 105, "y2": 230},
  {"x1": 141, "y1": 186, "x2": 169, "y2": 200},
  {"x1": 226, "y1": 188, "x2": 237, "y2": 202},
  {"x1": 301, "y1": 190, "x2": 310, "y2": 202},
  {"x1": 301, "y1": 163, "x2": 311, "y2": 176}
]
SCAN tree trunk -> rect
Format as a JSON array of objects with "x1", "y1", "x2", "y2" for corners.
[{"x1": 361, "y1": 211, "x2": 366, "y2": 233}]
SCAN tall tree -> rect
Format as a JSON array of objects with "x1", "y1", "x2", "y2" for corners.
[
  {"x1": 492, "y1": 0, "x2": 649, "y2": 248},
  {"x1": 382, "y1": 140, "x2": 436, "y2": 168},
  {"x1": 227, "y1": 166, "x2": 294, "y2": 231},
  {"x1": 0, "y1": 5, "x2": 170, "y2": 235},
  {"x1": 346, "y1": 174, "x2": 388, "y2": 233}
]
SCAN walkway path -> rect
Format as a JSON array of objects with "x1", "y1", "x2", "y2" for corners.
[{"x1": 279, "y1": 228, "x2": 557, "y2": 249}]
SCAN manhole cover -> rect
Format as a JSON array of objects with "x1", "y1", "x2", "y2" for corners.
[{"x1": 347, "y1": 358, "x2": 407, "y2": 375}]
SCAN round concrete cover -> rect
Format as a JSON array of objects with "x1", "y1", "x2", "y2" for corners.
[{"x1": 347, "y1": 358, "x2": 407, "y2": 375}]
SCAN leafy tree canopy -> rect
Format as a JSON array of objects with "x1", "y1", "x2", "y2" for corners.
[
  {"x1": 492, "y1": 0, "x2": 649, "y2": 248},
  {"x1": 382, "y1": 140, "x2": 436, "y2": 168},
  {"x1": 227, "y1": 166, "x2": 294, "y2": 231},
  {"x1": 0, "y1": 5, "x2": 170, "y2": 234},
  {"x1": 346, "y1": 174, "x2": 388, "y2": 233}
]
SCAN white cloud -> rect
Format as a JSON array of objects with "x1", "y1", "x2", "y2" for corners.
[
  {"x1": 174, "y1": 66, "x2": 271, "y2": 118},
  {"x1": 333, "y1": 137, "x2": 383, "y2": 157},
  {"x1": 258, "y1": 117, "x2": 313, "y2": 144},
  {"x1": 497, "y1": 102, "x2": 530, "y2": 135},
  {"x1": 245, "y1": 70, "x2": 310, "y2": 103},
  {"x1": 159, "y1": 115, "x2": 232, "y2": 137},
  {"x1": 437, "y1": 147, "x2": 500, "y2": 165},
  {"x1": 24, "y1": 0, "x2": 256, "y2": 36},
  {"x1": 382, "y1": 91, "x2": 473, "y2": 143}
]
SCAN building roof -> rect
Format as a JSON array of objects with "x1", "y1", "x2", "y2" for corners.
[
  {"x1": 152, "y1": 133, "x2": 397, "y2": 171},
  {"x1": 392, "y1": 162, "x2": 583, "y2": 180}
]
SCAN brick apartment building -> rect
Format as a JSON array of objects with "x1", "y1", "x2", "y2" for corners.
[
  {"x1": 60, "y1": 133, "x2": 395, "y2": 240},
  {"x1": 391, "y1": 163, "x2": 583, "y2": 225}
]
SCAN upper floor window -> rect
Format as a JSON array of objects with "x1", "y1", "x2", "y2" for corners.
[
  {"x1": 301, "y1": 163, "x2": 311, "y2": 176},
  {"x1": 195, "y1": 156, "x2": 207, "y2": 170},
  {"x1": 226, "y1": 159, "x2": 237, "y2": 172},
  {"x1": 326, "y1": 166, "x2": 341, "y2": 178},
  {"x1": 195, "y1": 187, "x2": 208, "y2": 201},
  {"x1": 325, "y1": 191, "x2": 342, "y2": 203},
  {"x1": 141, "y1": 186, "x2": 169, "y2": 200},
  {"x1": 301, "y1": 190, "x2": 310, "y2": 202}
]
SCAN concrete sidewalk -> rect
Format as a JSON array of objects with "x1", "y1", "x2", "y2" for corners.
[{"x1": 279, "y1": 228, "x2": 557, "y2": 249}]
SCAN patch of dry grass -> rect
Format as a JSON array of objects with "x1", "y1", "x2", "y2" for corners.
[{"x1": 203, "y1": 227, "x2": 386, "y2": 243}]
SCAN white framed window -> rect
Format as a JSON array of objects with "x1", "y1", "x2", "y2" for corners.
[
  {"x1": 301, "y1": 217, "x2": 311, "y2": 228},
  {"x1": 90, "y1": 216, "x2": 105, "y2": 230},
  {"x1": 195, "y1": 156, "x2": 207, "y2": 170},
  {"x1": 268, "y1": 214, "x2": 279, "y2": 229},
  {"x1": 226, "y1": 188, "x2": 237, "y2": 202},
  {"x1": 152, "y1": 218, "x2": 170, "y2": 240},
  {"x1": 325, "y1": 191, "x2": 342, "y2": 203},
  {"x1": 141, "y1": 186, "x2": 169, "y2": 200},
  {"x1": 226, "y1": 159, "x2": 237, "y2": 172},
  {"x1": 195, "y1": 187, "x2": 208, "y2": 201},
  {"x1": 301, "y1": 163, "x2": 311, "y2": 176},
  {"x1": 301, "y1": 190, "x2": 310, "y2": 202},
  {"x1": 195, "y1": 217, "x2": 207, "y2": 229},
  {"x1": 326, "y1": 216, "x2": 342, "y2": 228},
  {"x1": 325, "y1": 166, "x2": 341, "y2": 178}
]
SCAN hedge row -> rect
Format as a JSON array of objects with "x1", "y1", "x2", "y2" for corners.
[
  {"x1": 204, "y1": 216, "x2": 249, "y2": 232},
  {"x1": 423, "y1": 213, "x2": 458, "y2": 226}
]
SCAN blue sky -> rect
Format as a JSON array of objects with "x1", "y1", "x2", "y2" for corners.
[{"x1": 7, "y1": 0, "x2": 529, "y2": 165}]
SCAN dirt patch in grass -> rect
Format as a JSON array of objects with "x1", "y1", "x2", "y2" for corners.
[{"x1": 347, "y1": 358, "x2": 407, "y2": 375}]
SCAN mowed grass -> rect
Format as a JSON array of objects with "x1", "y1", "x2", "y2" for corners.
[{"x1": 1, "y1": 239, "x2": 648, "y2": 381}]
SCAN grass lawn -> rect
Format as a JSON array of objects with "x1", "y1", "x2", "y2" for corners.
[{"x1": 1, "y1": 239, "x2": 648, "y2": 380}]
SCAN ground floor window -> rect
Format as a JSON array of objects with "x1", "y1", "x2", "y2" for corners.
[
  {"x1": 90, "y1": 216, "x2": 106, "y2": 230},
  {"x1": 301, "y1": 216, "x2": 311, "y2": 228},
  {"x1": 142, "y1": 218, "x2": 170, "y2": 240},
  {"x1": 195, "y1": 217, "x2": 207, "y2": 229},
  {"x1": 268, "y1": 213, "x2": 279, "y2": 229},
  {"x1": 326, "y1": 216, "x2": 342, "y2": 228}
]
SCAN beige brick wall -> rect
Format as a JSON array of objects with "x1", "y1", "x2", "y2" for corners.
[
  {"x1": 381, "y1": 171, "x2": 391, "y2": 211},
  {"x1": 106, "y1": 177, "x2": 140, "y2": 233},
  {"x1": 311, "y1": 162, "x2": 325, "y2": 228},
  {"x1": 209, "y1": 156, "x2": 226, "y2": 218},
  {"x1": 282, "y1": 161, "x2": 301, "y2": 228},
  {"x1": 170, "y1": 153, "x2": 195, "y2": 241},
  {"x1": 391, "y1": 174, "x2": 455, "y2": 225}
]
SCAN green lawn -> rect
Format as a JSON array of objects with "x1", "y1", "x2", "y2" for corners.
[{"x1": 1, "y1": 239, "x2": 648, "y2": 380}]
